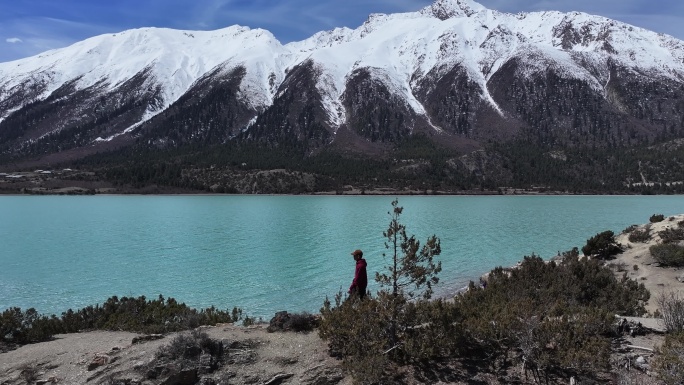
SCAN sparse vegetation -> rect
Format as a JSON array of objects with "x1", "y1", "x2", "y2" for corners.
[
  {"x1": 653, "y1": 332, "x2": 684, "y2": 385},
  {"x1": 319, "y1": 199, "x2": 446, "y2": 381},
  {"x1": 658, "y1": 226, "x2": 684, "y2": 244},
  {"x1": 19, "y1": 362, "x2": 39, "y2": 384},
  {"x1": 319, "y1": 200, "x2": 650, "y2": 384},
  {"x1": 156, "y1": 329, "x2": 223, "y2": 363},
  {"x1": 657, "y1": 291, "x2": 684, "y2": 333},
  {"x1": 628, "y1": 224, "x2": 651, "y2": 243},
  {"x1": 0, "y1": 295, "x2": 242, "y2": 350}
]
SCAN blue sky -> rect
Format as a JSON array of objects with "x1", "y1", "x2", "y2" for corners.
[{"x1": 1, "y1": 0, "x2": 683, "y2": 63}]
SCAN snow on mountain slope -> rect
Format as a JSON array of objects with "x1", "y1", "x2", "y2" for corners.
[
  {"x1": 283, "y1": 0, "x2": 684, "y2": 130},
  {"x1": 0, "y1": 26, "x2": 290, "y2": 123},
  {"x1": 1, "y1": 0, "x2": 684, "y2": 143}
]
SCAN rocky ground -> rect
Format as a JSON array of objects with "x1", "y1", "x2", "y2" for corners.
[
  {"x1": 0, "y1": 322, "x2": 352, "y2": 385},
  {"x1": 601, "y1": 213, "x2": 684, "y2": 384},
  {"x1": 1, "y1": 215, "x2": 682, "y2": 385}
]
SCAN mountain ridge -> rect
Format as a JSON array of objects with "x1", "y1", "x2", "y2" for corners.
[{"x1": 1, "y1": 0, "x2": 683, "y2": 193}]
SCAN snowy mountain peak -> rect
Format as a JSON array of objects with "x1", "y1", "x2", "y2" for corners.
[
  {"x1": 422, "y1": 0, "x2": 486, "y2": 20},
  {"x1": 2, "y1": 0, "x2": 684, "y2": 166}
]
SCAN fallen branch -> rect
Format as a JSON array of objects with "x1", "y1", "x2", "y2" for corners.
[
  {"x1": 383, "y1": 344, "x2": 402, "y2": 355},
  {"x1": 626, "y1": 345, "x2": 654, "y2": 352}
]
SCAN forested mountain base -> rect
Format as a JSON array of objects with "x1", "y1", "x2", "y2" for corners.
[
  {"x1": 2, "y1": 135, "x2": 683, "y2": 195},
  {"x1": 66, "y1": 135, "x2": 684, "y2": 194}
]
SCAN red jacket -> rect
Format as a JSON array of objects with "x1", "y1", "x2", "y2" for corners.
[{"x1": 349, "y1": 258, "x2": 368, "y2": 293}]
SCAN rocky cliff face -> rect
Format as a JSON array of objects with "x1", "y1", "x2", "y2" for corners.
[{"x1": 0, "y1": 0, "x2": 683, "y2": 167}]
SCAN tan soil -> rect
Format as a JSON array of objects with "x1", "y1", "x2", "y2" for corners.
[
  {"x1": 0, "y1": 324, "x2": 352, "y2": 385},
  {"x1": 611, "y1": 213, "x2": 684, "y2": 315}
]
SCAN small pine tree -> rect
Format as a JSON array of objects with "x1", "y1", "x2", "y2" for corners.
[
  {"x1": 375, "y1": 198, "x2": 442, "y2": 355},
  {"x1": 375, "y1": 198, "x2": 442, "y2": 300}
]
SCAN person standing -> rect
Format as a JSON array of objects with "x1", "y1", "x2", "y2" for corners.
[{"x1": 349, "y1": 249, "x2": 368, "y2": 299}]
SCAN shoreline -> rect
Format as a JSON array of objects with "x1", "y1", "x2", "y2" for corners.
[{"x1": 2, "y1": 215, "x2": 682, "y2": 384}]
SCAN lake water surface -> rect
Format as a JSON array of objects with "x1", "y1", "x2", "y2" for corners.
[{"x1": 1, "y1": 195, "x2": 682, "y2": 319}]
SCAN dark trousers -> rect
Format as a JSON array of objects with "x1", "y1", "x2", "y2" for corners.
[{"x1": 351, "y1": 287, "x2": 366, "y2": 300}]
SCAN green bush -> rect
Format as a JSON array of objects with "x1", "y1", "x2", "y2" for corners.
[
  {"x1": 650, "y1": 244, "x2": 684, "y2": 267},
  {"x1": 582, "y1": 230, "x2": 623, "y2": 259},
  {"x1": 319, "y1": 293, "x2": 392, "y2": 383},
  {"x1": 320, "y1": 253, "x2": 650, "y2": 383},
  {"x1": 0, "y1": 307, "x2": 61, "y2": 347},
  {"x1": 650, "y1": 214, "x2": 666, "y2": 223},
  {"x1": 1, "y1": 295, "x2": 241, "y2": 349},
  {"x1": 456, "y1": 254, "x2": 648, "y2": 379},
  {"x1": 58, "y1": 295, "x2": 239, "y2": 334}
]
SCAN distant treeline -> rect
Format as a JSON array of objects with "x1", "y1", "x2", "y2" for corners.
[{"x1": 57, "y1": 134, "x2": 684, "y2": 194}]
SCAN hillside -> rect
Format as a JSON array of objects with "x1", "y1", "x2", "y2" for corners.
[{"x1": 1, "y1": 0, "x2": 684, "y2": 193}]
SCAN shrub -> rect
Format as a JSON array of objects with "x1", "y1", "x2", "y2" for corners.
[
  {"x1": 153, "y1": 329, "x2": 225, "y2": 375},
  {"x1": 19, "y1": 362, "x2": 39, "y2": 384},
  {"x1": 319, "y1": 293, "x2": 391, "y2": 383},
  {"x1": 650, "y1": 214, "x2": 665, "y2": 223},
  {"x1": 267, "y1": 311, "x2": 318, "y2": 332},
  {"x1": 457, "y1": 254, "x2": 647, "y2": 379},
  {"x1": 242, "y1": 315, "x2": 257, "y2": 326},
  {"x1": 657, "y1": 291, "x2": 684, "y2": 333},
  {"x1": 653, "y1": 332, "x2": 684, "y2": 385},
  {"x1": 0, "y1": 307, "x2": 61, "y2": 346},
  {"x1": 319, "y1": 203, "x2": 651, "y2": 383},
  {"x1": 582, "y1": 230, "x2": 623, "y2": 259},
  {"x1": 650, "y1": 244, "x2": 684, "y2": 267},
  {"x1": 157, "y1": 329, "x2": 223, "y2": 361},
  {"x1": 285, "y1": 312, "x2": 319, "y2": 332},
  {"x1": 59, "y1": 295, "x2": 240, "y2": 333},
  {"x1": 659, "y1": 226, "x2": 684, "y2": 244},
  {"x1": 1, "y1": 295, "x2": 241, "y2": 349},
  {"x1": 628, "y1": 225, "x2": 651, "y2": 243}
]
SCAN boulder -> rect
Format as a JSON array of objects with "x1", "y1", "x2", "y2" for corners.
[
  {"x1": 268, "y1": 311, "x2": 291, "y2": 332},
  {"x1": 87, "y1": 355, "x2": 109, "y2": 371}
]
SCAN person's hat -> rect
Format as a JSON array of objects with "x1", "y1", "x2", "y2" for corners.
[{"x1": 351, "y1": 249, "x2": 363, "y2": 257}]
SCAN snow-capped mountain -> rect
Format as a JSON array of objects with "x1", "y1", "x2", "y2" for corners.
[{"x1": 1, "y1": 0, "x2": 683, "y2": 164}]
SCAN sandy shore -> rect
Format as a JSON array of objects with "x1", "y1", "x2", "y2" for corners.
[{"x1": 611, "y1": 213, "x2": 684, "y2": 314}]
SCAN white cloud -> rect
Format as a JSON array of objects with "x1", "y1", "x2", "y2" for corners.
[{"x1": 6, "y1": 37, "x2": 23, "y2": 44}]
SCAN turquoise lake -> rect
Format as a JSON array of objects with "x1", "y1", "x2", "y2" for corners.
[{"x1": 1, "y1": 195, "x2": 682, "y2": 319}]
